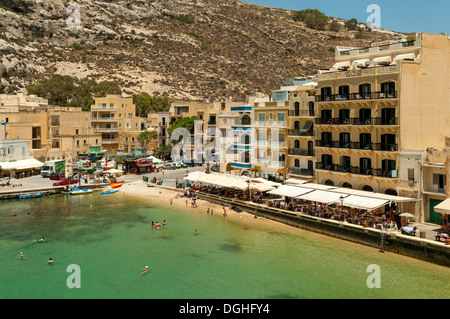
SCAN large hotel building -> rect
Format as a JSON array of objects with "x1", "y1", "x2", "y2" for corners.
[{"x1": 312, "y1": 32, "x2": 450, "y2": 222}]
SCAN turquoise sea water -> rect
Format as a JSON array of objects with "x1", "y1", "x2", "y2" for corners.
[{"x1": 0, "y1": 193, "x2": 449, "y2": 299}]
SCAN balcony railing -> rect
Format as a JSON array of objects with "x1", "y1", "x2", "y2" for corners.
[
  {"x1": 290, "y1": 167, "x2": 315, "y2": 176},
  {"x1": 288, "y1": 148, "x2": 315, "y2": 156},
  {"x1": 316, "y1": 117, "x2": 373, "y2": 125},
  {"x1": 373, "y1": 117, "x2": 398, "y2": 125},
  {"x1": 315, "y1": 164, "x2": 397, "y2": 178},
  {"x1": 373, "y1": 143, "x2": 398, "y2": 151},
  {"x1": 254, "y1": 121, "x2": 287, "y2": 128},
  {"x1": 316, "y1": 91, "x2": 398, "y2": 102},
  {"x1": 288, "y1": 129, "x2": 314, "y2": 137},
  {"x1": 288, "y1": 110, "x2": 315, "y2": 117}
]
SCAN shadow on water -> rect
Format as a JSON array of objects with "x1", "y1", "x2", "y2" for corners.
[{"x1": 219, "y1": 243, "x2": 243, "y2": 253}]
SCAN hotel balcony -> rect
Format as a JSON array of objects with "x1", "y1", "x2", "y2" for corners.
[
  {"x1": 91, "y1": 107, "x2": 117, "y2": 112},
  {"x1": 315, "y1": 91, "x2": 397, "y2": 103},
  {"x1": 290, "y1": 167, "x2": 315, "y2": 177},
  {"x1": 288, "y1": 110, "x2": 315, "y2": 117},
  {"x1": 101, "y1": 138, "x2": 119, "y2": 144},
  {"x1": 288, "y1": 129, "x2": 314, "y2": 137},
  {"x1": 94, "y1": 127, "x2": 119, "y2": 132},
  {"x1": 288, "y1": 148, "x2": 315, "y2": 156},
  {"x1": 316, "y1": 163, "x2": 397, "y2": 178},
  {"x1": 316, "y1": 117, "x2": 398, "y2": 126},
  {"x1": 92, "y1": 117, "x2": 119, "y2": 122},
  {"x1": 253, "y1": 121, "x2": 287, "y2": 128}
]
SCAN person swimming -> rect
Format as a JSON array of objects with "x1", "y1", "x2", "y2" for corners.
[
  {"x1": 141, "y1": 266, "x2": 149, "y2": 275},
  {"x1": 18, "y1": 252, "x2": 24, "y2": 258},
  {"x1": 163, "y1": 220, "x2": 166, "y2": 228},
  {"x1": 48, "y1": 258, "x2": 53, "y2": 264},
  {"x1": 194, "y1": 229, "x2": 199, "y2": 235},
  {"x1": 152, "y1": 221, "x2": 155, "y2": 228},
  {"x1": 155, "y1": 222, "x2": 161, "y2": 230}
]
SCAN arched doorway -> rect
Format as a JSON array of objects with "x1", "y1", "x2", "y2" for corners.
[
  {"x1": 324, "y1": 179, "x2": 335, "y2": 186},
  {"x1": 385, "y1": 188, "x2": 398, "y2": 196},
  {"x1": 362, "y1": 185, "x2": 374, "y2": 192}
]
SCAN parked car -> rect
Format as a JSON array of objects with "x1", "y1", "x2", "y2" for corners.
[
  {"x1": 174, "y1": 162, "x2": 188, "y2": 168},
  {"x1": 53, "y1": 178, "x2": 80, "y2": 186},
  {"x1": 49, "y1": 172, "x2": 65, "y2": 180},
  {"x1": 163, "y1": 163, "x2": 176, "y2": 170},
  {"x1": 182, "y1": 160, "x2": 196, "y2": 167}
]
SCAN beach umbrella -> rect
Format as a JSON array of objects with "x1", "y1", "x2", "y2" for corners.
[{"x1": 399, "y1": 212, "x2": 415, "y2": 218}]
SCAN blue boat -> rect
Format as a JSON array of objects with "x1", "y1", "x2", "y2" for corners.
[
  {"x1": 19, "y1": 192, "x2": 44, "y2": 199},
  {"x1": 100, "y1": 189, "x2": 119, "y2": 195}
]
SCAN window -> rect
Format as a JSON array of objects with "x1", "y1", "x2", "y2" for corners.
[
  {"x1": 277, "y1": 113, "x2": 285, "y2": 122},
  {"x1": 321, "y1": 87, "x2": 332, "y2": 100},
  {"x1": 359, "y1": 84, "x2": 371, "y2": 99},
  {"x1": 408, "y1": 168, "x2": 415, "y2": 181},
  {"x1": 129, "y1": 113, "x2": 132, "y2": 118},
  {"x1": 308, "y1": 102, "x2": 315, "y2": 116},
  {"x1": 258, "y1": 113, "x2": 265, "y2": 122},
  {"x1": 294, "y1": 102, "x2": 300, "y2": 116},
  {"x1": 338, "y1": 85, "x2": 350, "y2": 99},
  {"x1": 269, "y1": 113, "x2": 273, "y2": 120}
]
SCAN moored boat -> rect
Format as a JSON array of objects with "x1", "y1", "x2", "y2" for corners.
[
  {"x1": 19, "y1": 192, "x2": 44, "y2": 199},
  {"x1": 68, "y1": 187, "x2": 93, "y2": 195},
  {"x1": 100, "y1": 189, "x2": 119, "y2": 195}
]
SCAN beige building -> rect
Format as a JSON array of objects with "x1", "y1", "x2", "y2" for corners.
[
  {"x1": 252, "y1": 85, "x2": 292, "y2": 182},
  {"x1": 287, "y1": 81, "x2": 317, "y2": 181},
  {"x1": 90, "y1": 95, "x2": 145, "y2": 156},
  {"x1": 168, "y1": 99, "x2": 245, "y2": 163},
  {"x1": 312, "y1": 32, "x2": 450, "y2": 221}
]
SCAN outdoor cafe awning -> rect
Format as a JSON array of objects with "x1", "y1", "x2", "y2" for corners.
[
  {"x1": 339, "y1": 195, "x2": 389, "y2": 211},
  {"x1": 296, "y1": 191, "x2": 349, "y2": 205},
  {"x1": 267, "y1": 185, "x2": 313, "y2": 198},
  {"x1": 433, "y1": 199, "x2": 450, "y2": 215},
  {"x1": 0, "y1": 158, "x2": 44, "y2": 171}
]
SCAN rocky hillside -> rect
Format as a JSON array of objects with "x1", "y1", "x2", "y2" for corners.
[{"x1": 0, "y1": 0, "x2": 403, "y2": 102}]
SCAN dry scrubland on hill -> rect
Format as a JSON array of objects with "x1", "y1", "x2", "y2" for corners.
[{"x1": 0, "y1": 0, "x2": 402, "y2": 101}]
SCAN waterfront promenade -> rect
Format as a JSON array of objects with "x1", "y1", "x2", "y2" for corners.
[{"x1": 2, "y1": 168, "x2": 449, "y2": 265}]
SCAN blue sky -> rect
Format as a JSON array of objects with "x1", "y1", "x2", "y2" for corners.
[{"x1": 241, "y1": 0, "x2": 449, "y2": 34}]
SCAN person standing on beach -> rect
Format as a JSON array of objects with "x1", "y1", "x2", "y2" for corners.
[
  {"x1": 207, "y1": 208, "x2": 210, "y2": 215},
  {"x1": 223, "y1": 207, "x2": 227, "y2": 217},
  {"x1": 170, "y1": 199, "x2": 173, "y2": 205}
]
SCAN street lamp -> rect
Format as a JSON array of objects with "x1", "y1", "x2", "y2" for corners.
[
  {"x1": 247, "y1": 179, "x2": 251, "y2": 202},
  {"x1": 339, "y1": 195, "x2": 345, "y2": 221}
]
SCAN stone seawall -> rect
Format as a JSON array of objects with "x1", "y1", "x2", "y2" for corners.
[{"x1": 196, "y1": 192, "x2": 450, "y2": 267}]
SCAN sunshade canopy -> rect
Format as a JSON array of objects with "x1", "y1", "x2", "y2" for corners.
[
  {"x1": 0, "y1": 158, "x2": 44, "y2": 171},
  {"x1": 434, "y1": 199, "x2": 450, "y2": 215},
  {"x1": 267, "y1": 185, "x2": 313, "y2": 198}
]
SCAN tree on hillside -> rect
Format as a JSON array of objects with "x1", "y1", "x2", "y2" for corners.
[
  {"x1": 329, "y1": 19, "x2": 341, "y2": 32},
  {"x1": 138, "y1": 130, "x2": 158, "y2": 155},
  {"x1": 26, "y1": 75, "x2": 122, "y2": 111},
  {"x1": 133, "y1": 92, "x2": 173, "y2": 117},
  {"x1": 291, "y1": 9, "x2": 328, "y2": 30},
  {"x1": 345, "y1": 18, "x2": 358, "y2": 30}
]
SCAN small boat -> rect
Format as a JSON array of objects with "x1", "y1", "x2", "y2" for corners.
[
  {"x1": 68, "y1": 187, "x2": 93, "y2": 195},
  {"x1": 19, "y1": 192, "x2": 44, "y2": 199},
  {"x1": 101, "y1": 189, "x2": 119, "y2": 195},
  {"x1": 110, "y1": 181, "x2": 124, "y2": 189}
]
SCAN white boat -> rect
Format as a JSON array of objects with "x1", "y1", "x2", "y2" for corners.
[{"x1": 68, "y1": 187, "x2": 93, "y2": 195}]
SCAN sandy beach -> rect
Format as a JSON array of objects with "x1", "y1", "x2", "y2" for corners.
[{"x1": 118, "y1": 180, "x2": 308, "y2": 236}]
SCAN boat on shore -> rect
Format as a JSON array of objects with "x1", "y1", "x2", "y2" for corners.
[
  {"x1": 110, "y1": 181, "x2": 124, "y2": 189},
  {"x1": 19, "y1": 192, "x2": 44, "y2": 199},
  {"x1": 100, "y1": 189, "x2": 119, "y2": 195}
]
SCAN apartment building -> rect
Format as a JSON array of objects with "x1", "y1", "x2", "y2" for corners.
[
  {"x1": 168, "y1": 99, "x2": 244, "y2": 162},
  {"x1": 0, "y1": 94, "x2": 100, "y2": 162},
  {"x1": 90, "y1": 95, "x2": 145, "y2": 156},
  {"x1": 312, "y1": 32, "x2": 450, "y2": 221},
  {"x1": 252, "y1": 85, "x2": 292, "y2": 182},
  {"x1": 287, "y1": 80, "x2": 317, "y2": 181}
]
